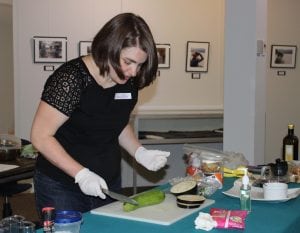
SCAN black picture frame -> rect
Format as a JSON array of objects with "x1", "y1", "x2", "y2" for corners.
[
  {"x1": 186, "y1": 41, "x2": 209, "y2": 72},
  {"x1": 33, "y1": 36, "x2": 67, "y2": 63},
  {"x1": 156, "y1": 44, "x2": 171, "y2": 69},
  {"x1": 79, "y1": 41, "x2": 92, "y2": 56},
  {"x1": 270, "y1": 45, "x2": 297, "y2": 68}
]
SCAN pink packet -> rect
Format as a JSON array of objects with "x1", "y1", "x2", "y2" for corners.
[{"x1": 210, "y1": 208, "x2": 248, "y2": 229}]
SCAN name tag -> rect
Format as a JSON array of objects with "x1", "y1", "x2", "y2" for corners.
[{"x1": 114, "y1": 92, "x2": 132, "y2": 100}]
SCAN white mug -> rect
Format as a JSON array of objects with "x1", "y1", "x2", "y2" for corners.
[{"x1": 263, "y1": 182, "x2": 288, "y2": 200}]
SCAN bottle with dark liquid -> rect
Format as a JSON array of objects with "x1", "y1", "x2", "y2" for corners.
[
  {"x1": 42, "y1": 207, "x2": 55, "y2": 233},
  {"x1": 282, "y1": 124, "x2": 299, "y2": 161}
]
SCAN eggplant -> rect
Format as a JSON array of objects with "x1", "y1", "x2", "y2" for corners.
[
  {"x1": 170, "y1": 180, "x2": 197, "y2": 196},
  {"x1": 176, "y1": 194, "x2": 205, "y2": 209},
  {"x1": 176, "y1": 202, "x2": 201, "y2": 209},
  {"x1": 176, "y1": 194, "x2": 205, "y2": 205}
]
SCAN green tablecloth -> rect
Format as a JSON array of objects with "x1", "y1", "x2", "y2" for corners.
[{"x1": 37, "y1": 177, "x2": 300, "y2": 233}]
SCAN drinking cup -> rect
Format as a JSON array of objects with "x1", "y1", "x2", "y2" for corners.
[
  {"x1": 0, "y1": 221, "x2": 10, "y2": 233},
  {"x1": 19, "y1": 221, "x2": 36, "y2": 233},
  {"x1": 11, "y1": 215, "x2": 25, "y2": 222},
  {"x1": 1, "y1": 217, "x2": 19, "y2": 233},
  {"x1": 263, "y1": 182, "x2": 288, "y2": 200}
]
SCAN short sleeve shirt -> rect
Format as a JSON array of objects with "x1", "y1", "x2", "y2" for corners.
[{"x1": 36, "y1": 57, "x2": 138, "y2": 189}]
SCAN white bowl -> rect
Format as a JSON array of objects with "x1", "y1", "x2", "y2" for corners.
[{"x1": 263, "y1": 182, "x2": 288, "y2": 200}]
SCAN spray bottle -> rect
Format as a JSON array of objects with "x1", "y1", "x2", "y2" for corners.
[{"x1": 240, "y1": 168, "x2": 251, "y2": 212}]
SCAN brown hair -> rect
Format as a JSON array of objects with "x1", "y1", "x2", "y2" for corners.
[{"x1": 91, "y1": 13, "x2": 158, "y2": 89}]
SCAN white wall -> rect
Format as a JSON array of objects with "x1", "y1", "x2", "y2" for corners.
[
  {"x1": 122, "y1": 0, "x2": 224, "y2": 114},
  {"x1": 11, "y1": 0, "x2": 300, "y2": 166},
  {"x1": 13, "y1": 0, "x2": 224, "y2": 140},
  {"x1": 265, "y1": 0, "x2": 300, "y2": 162},
  {"x1": 13, "y1": 0, "x2": 122, "y2": 139},
  {"x1": 0, "y1": 2, "x2": 14, "y2": 134},
  {"x1": 223, "y1": 0, "x2": 267, "y2": 165}
]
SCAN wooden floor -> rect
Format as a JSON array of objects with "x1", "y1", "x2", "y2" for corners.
[
  {"x1": 0, "y1": 186, "x2": 153, "y2": 227},
  {"x1": 0, "y1": 193, "x2": 39, "y2": 223}
]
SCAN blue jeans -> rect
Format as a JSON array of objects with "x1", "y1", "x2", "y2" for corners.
[{"x1": 33, "y1": 170, "x2": 121, "y2": 219}]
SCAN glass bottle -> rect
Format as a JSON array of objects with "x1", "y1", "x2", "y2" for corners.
[
  {"x1": 240, "y1": 168, "x2": 251, "y2": 212},
  {"x1": 42, "y1": 207, "x2": 55, "y2": 233},
  {"x1": 282, "y1": 124, "x2": 299, "y2": 161}
]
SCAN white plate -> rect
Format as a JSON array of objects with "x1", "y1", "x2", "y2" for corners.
[{"x1": 222, "y1": 185, "x2": 300, "y2": 202}]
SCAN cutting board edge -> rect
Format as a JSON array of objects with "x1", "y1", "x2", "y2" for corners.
[{"x1": 90, "y1": 196, "x2": 215, "y2": 225}]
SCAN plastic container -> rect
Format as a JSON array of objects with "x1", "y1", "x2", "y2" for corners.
[{"x1": 54, "y1": 210, "x2": 82, "y2": 233}]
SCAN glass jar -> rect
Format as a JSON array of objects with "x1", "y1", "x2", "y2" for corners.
[{"x1": 200, "y1": 153, "x2": 224, "y2": 186}]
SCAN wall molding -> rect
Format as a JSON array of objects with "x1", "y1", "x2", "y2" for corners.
[{"x1": 133, "y1": 105, "x2": 223, "y2": 116}]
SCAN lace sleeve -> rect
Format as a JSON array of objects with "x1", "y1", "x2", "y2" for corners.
[{"x1": 41, "y1": 65, "x2": 83, "y2": 116}]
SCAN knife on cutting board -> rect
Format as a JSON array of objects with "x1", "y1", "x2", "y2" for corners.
[{"x1": 103, "y1": 189, "x2": 138, "y2": 205}]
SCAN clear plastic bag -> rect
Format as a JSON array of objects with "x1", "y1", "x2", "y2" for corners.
[{"x1": 183, "y1": 144, "x2": 249, "y2": 170}]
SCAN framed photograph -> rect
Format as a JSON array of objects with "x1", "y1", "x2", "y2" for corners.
[
  {"x1": 270, "y1": 45, "x2": 297, "y2": 68},
  {"x1": 33, "y1": 36, "x2": 67, "y2": 63},
  {"x1": 79, "y1": 41, "x2": 92, "y2": 56},
  {"x1": 186, "y1": 41, "x2": 210, "y2": 72},
  {"x1": 156, "y1": 44, "x2": 171, "y2": 68}
]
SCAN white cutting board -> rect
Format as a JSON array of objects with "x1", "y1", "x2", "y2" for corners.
[{"x1": 90, "y1": 194, "x2": 215, "y2": 225}]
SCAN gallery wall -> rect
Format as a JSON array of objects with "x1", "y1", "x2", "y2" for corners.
[
  {"x1": 10, "y1": 0, "x2": 300, "y2": 165},
  {"x1": 265, "y1": 0, "x2": 300, "y2": 162},
  {"x1": 0, "y1": 2, "x2": 13, "y2": 133},
  {"x1": 13, "y1": 0, "x2": 224, "y2": 140}
]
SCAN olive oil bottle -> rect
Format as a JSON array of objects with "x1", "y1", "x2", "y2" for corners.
[{"x1": 282, "y1": 124, "x2": 299, "y2": 161}]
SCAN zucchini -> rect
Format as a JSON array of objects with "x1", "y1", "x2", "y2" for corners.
[{"x1": 123, "y1": 189, "x2": 165, "y2": 212}]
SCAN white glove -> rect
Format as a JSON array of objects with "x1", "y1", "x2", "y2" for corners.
[
  {"x1": 134, "y1": 146, "x2": 170, "y2": 171},
  {"x1": 75, "y1": 168, "x2": 108, "y2": 199}
]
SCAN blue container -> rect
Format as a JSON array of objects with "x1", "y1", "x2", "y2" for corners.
[{"x1": 54, "y1": 210, "x2": 82, "y2": 233}]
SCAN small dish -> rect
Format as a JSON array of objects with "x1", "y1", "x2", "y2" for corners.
[{"x1": 222, "y1": 185, "x2": 300, "y2": 202}]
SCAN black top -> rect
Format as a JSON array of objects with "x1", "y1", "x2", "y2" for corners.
[{"x1": 36, "y1": 57, "x2": 138, "y2": 190}]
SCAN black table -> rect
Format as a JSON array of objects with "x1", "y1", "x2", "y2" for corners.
[{"x1": 0, "y1": 157, "x2": 36, "y2": 184}]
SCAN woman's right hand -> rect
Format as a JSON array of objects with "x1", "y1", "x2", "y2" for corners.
[{"x1": 75, "y1": 168, "x2": 108, "y2": 199}]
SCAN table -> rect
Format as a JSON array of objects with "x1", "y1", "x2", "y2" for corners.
[
  {"x1": 0, "y1": 157, "x2": 36, "y2": 184},
  {"x1": 37, "y1": 177, "x2": 300, "y2": 233}
]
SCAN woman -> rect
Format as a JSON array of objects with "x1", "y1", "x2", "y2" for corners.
[{"x1": 31, "y1": 13, "x2": 170, "y2": 216}]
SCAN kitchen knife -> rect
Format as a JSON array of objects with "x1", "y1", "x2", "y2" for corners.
[{"x1": 103, "y1": 189, "x2": 138, "y2": 205}]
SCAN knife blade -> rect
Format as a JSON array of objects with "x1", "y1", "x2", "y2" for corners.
[{"x1": 103, "y1": 189, "x2": 138, "y2": 205}]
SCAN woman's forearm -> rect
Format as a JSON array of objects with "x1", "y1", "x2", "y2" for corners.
[{"x1": 118, "y1": 124, "x2": 141, "y2": 157}]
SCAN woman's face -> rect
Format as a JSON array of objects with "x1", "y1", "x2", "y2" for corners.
[{"x1": 109, "y1": 47, "x2": 147, "y2": 84}]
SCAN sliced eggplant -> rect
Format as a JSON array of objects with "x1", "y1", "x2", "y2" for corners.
[
  {"x1": 170, "y1": 180, "x2": 197, "y2": 196},
  {"x1": 176, "y1": 194, "x2": 205, "y2": 205},
  {"x1": 176, "y1": 202, "x2": 201, "y2": 209}
]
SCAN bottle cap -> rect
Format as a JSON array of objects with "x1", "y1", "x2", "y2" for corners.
[
  {"x1": 42, "y1": 207, "x2": 55, "y2": 221},
  {"x1": 288, "y1": 124, "x2": 294, "y2": 129},
  {"x1": 240, "y1": 168, "x2": 249, "y2": 188}
]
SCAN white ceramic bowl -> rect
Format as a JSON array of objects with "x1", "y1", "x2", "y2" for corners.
[{"x1": 263, "y1": 182, "x2": 288, "y2": 200}]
